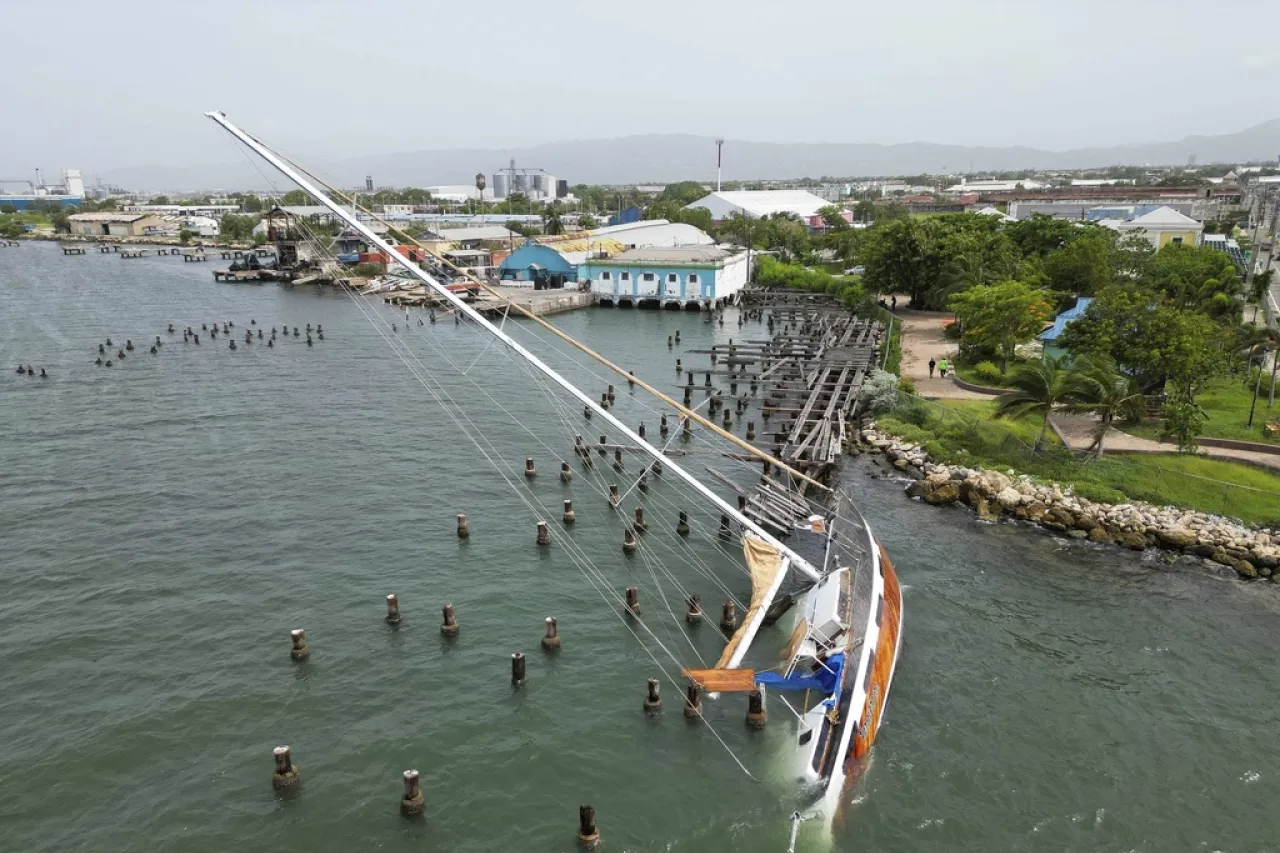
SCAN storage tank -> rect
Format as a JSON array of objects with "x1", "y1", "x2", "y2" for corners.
[
  {"x1": 512, "y1": 173, "x2": 529, "y2": 194},
  {"x1": 531, "y1": 173, "x2": 546, "y2": 195},
  {"x1": 556, "y1": 179, "x2": 569, "y2": 199},
  {"x1": 492, "y1": 173, "x2": 509, "y2": 199}
]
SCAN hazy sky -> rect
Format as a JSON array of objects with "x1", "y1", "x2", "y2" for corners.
[{"x1": 3, "y1": 0, "x2": 1277, "y2": 178}]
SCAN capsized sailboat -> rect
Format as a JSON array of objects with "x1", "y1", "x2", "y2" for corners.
[{"x1": 206, "y1": 109, "x2": 902, "y2": 826}]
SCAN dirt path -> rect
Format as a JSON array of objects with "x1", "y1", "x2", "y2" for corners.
[{"x1": 895, "y1": 309, "x2": 992, "y2": 400}]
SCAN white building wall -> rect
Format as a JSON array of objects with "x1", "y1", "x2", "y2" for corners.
[{"x1": 713, "y1": 252, "x2": 750, "y2": 300}]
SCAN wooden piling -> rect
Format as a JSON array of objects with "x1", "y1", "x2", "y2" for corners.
[
  {"x1": 686, "y1": 593, "x2": 702, "y2": 624},
  {"x1": 719, "y1": 514, "x2": 732, "y2": 538},
  {"x1": 622, "y1": 527, "x2": 637, "y2": 554},
  {"x1": 633, "y1": 506, "x2": 647, "y2": 533},
  {"x1": 511, "y1": 651, "x2": 526, "y2": 686},
  {"x1": 583, "y1": 405, "x2": 591, "y2": 419},
  {"x1": 683, "y1": 683, "x2": 702, "y2": 719},
  {"x1": 643, "y1": 678, "x2": 663, "y2": 714},
  {"x1": 675, "y1": 358, "x2": 682, "y2": 374},
  {"x1": 290, "y1": 629, "x2": 309, "y2": 661},
  {"x1": 720, "y1": 600, "x2": 737, "y2": 633},
  {"x1": 560, "y1": 461, "x2": 572, "y2": 483},
  {"x1": 524, "y1": 457, "x2": 536, "y2": 478},
  {"x1": 660, "y1": 414, "x2": 669, "y2": 435},
  {"x1": 606, "y1": 384, "x2": 615, "y2": 403},
  {"x1": 541, "y1": 617, "x2": 561, "y2": 651},
  {"x1": 598, "y1": 435, "x2": 608, "y2": 456},
  {"x1": 272, "y1": 745, "x2": 301, "y2": 791},
  {"x1": 638, "y1": 422, "x2": 646, "y2": 440},
  {"x1": 537, "y1": 521, "x2": 551, "y2": 546},
  {"x1": 746, "y1": 421, "x2": 756, "y2": 441},
  {"x1": 745, "y1": 689, "x2": 767, "y2": 729},
  {"x1": 440, "y1": 604, "x2": 459, "y2": 637},
  {"x1": 385, "y1": 594, "x2": 402, "y2": 625},
  {"x1": 400, "y1": 769, "x2": 425, "y2": 817},
  {"x1": 562, "y1": 499, "x2": 576, "y2": 524},
  {"x1": 676, "y1": 510, "x2": 690, "y2": 537},
  {"x1": 577, "y1": 805, "x2": 600, "y2": 848},
  {"x1": 608, "y1": 484, "x2": 620, "y2": 508},
  {"x1": 624, "y1": 586, "x2": 640, "y2": 616},
  {"x1": 456, "y1": 513, "x2": 470, "y2": 539}
]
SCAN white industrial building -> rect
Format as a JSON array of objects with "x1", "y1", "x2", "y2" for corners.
[
  {"x1": 684, "y1": 189, "x2": 831, "y2": 221},
  {"x1": 579, "y1": 245, "x2": 751, "y2": 309},
  {"x1": 943, "y1": 178, "x2": 1046, "y2": 193}
]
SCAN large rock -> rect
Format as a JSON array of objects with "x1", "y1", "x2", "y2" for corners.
[
  {"x1": 1025, "y1": 501, "x2": 1048, "y2": 522},
  {"x1": 1156, "y1": 527, "x2": 1197, "y2": 549},
  {"x1": 995, "y1": 487, "x2": 1022, "y2": 510},
  {"x1": 1234, "y1": 560, "x2": 1258, "y2": 580},
  {"x1": 1087, "y1": 527, "x2": 1113, "y2": 545},
  {"x1": 892, "y1": 458, "x2": 910, "y2": 472},
  {"x1": 976, "y1": 498, "x2": 1000, "y2": 522},
  {"x1": 1120, "y1": 532, "x2": 1147, "y2": 551},
  {"x1": 924, "y1": 482, "x2": 960, "y2": 505},
  {"x1": 906, "y1": 480, "x2": 934, "y2": 500}
]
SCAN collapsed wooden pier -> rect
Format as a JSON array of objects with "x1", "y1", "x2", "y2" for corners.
[{"x1": 685, "y1": 289, "x2": 884, "y2": 533}]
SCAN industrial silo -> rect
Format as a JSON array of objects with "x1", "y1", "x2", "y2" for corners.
[
  {"x1": 492, "y1": 173, "x2": 509, "y2": 199},
  {"x1": 512, "y1": 173, "x2": 529, "y2": 194}
]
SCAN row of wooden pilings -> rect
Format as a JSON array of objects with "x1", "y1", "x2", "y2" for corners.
[
  {"x1": 271, "y1": 743, "x2": 599, "y2": 844},
  {"x1": 280, "y1": 591, "x2": 767, "y2": 843}
]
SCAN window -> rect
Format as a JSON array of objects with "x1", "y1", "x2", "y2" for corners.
[
  {"x1": 688, "y1": 274, "x2": 699, "y2": 285},
  {"x1": 1171, "y1": 236, "x2": 1184, "y2": 245},
  {"x1": 620, "y1": 272, "x2": 630, "y2": 281},
  {"x1": 667, "y1": 273, "x2": 678, "y2": 283},
  {"x1": 641, "y1": 273, "x2": 656, "y2": 282},
  {"x1": 600, "y1": 271, "x2": 611, "y2": 281}
]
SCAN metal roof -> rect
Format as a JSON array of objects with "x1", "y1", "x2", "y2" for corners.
[
  {"x1": 67, "y1": 212, "x2": 154, "y2": 222},
  {"x1": 1039, "y1": 297, "x2": 1093, "y2": 341},
  {"x1": 685, "y1": 190, "x2": 831, "y2": 219},
  {"x1": 602, "y1": 246, "x2": 735, "y2": 264}
]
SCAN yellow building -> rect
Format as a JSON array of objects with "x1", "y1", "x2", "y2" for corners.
[{"x1": 1101, "y1": 206, "x2": 1202, "y2": 249}]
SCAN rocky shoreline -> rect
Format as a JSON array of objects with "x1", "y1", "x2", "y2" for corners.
[{"x1": 861, "y1": 421, "x2": 1280, "y2": 581}]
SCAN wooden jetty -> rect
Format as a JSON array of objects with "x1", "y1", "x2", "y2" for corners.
[
  {"x1": 61, "y1": 244, "x2": 88, "y2": 255},
  {"x1": 685, "y1": 289, "x2": 884, "y2": 533},
  {"x1": 2, "y1": 239, "x2": 23, "y2": 247},
  {"x1": 181, "y1": 250, "x2": 208, "y2": 262},
  {"x1": 119, "y1": 248, "x2": 150, "y2": 259}
]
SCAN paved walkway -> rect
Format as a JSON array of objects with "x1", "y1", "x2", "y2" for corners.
[
  {"x1": 1052, "y1": 413, "x2": 1280, "y2": 472},
  {"x1": 895, "y1": 309, "x2": 992, "y2": 399}
]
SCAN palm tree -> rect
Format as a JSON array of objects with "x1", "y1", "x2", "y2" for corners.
[
  {"x1": 994, "y1": 356, "x2": 1071, "y2": 453},
  {"x1": 1063, "y1": 356, "x2": 1145, "y2": 458}
]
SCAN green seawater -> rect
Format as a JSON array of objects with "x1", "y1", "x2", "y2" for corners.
[{"x1": 2, "y1": 241, "x2": 1278, "y2": 852}]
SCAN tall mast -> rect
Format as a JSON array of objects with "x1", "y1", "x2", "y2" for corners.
[{"x1": 206, "y1": 110, "x2": 820, "y2": 582}]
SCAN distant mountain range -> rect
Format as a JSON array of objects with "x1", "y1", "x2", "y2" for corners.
[{"x1": 102, "y1": 119, "x2": 1280, "y2": 191}]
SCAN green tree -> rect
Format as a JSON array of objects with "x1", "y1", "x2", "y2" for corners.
[
  {"x1": 148, "y1": 195, "x2": 171, "y2": 205},
  {"x1": 542, "y1": 200, "x2": 565, "y2": 236},
  {"x1": 994, "y1": 356, "x2": 1072, "y2": 452},
  {"x1": 1063, "y1": 356, "x2": 1146, "y2": 457},
  {"x1": 948, "y1": 280, "x2": 1055, "y2": 373},
  {"x1": 280, "y1": 189, "x2": 309, "y2": 206},
  {"x1": 1141, "y1": 242, "x2": 1241, "y2": 314},
  {"x1": 219, "y1": 214, "x2": 257, "y2": 242},
  {"x1": 1005, "y1": 214, "x2": 1081, "y2": 257},
  {"x1": 50, "y1": 207, "x2": 74, "y2": 233},
  {"x1": 1110, "y1": 232, "x2": 1155, "y2": 280},
  {"x1": 178, "y1": 228, "x2": 192, "y2": 245},
  {"x1": 1042, "y1": 231, "x2": 1113, "y2": 296},
  {"x1": 0, "y1": 204, "x2": 16, "y2": 215},
  {"x1": 579, "y1": 213, "x2": 600, "y2": 229},
  {"x1": 1160, "y1": 399, "x2": 1207, "y2": 453},
  {"x1": 817, "y1": 205, "x2": 850, "y2": 232},
  {"x1": 659, "y1": 181, "x2": 708, "y2": 205},
  {"x1": 2, "y1": 220, "x2": 23, "y2": 238},
  {"x1": 240, "y1": 194, "x2": 264, "y2": 213}
]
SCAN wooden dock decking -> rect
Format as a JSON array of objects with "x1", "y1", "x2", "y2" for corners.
[{"x1": 686, "y1": 289, "x2": 884, "y2": 533}]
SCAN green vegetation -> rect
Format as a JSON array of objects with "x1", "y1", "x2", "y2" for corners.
[
  {"x1": 219, "y1": 214, "x2": 257, "y2": 242},
  {"x1": 1125, "y1": 377, "x2": 1280, "y2": 445},
  {"x1": 948, "y1": 280, "x2": 1055, "y2": 373},
  {"x1": 754, "y1": 255, "x2": 867, "y2": 310},
  {"x1": 879, "y1": 397, "x2": 1280, "y2": 525}
]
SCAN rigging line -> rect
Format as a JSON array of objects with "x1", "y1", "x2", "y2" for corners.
[
  {"x1": 461, "y1": 303, "x2": 509, "y2": 376},
  {"x1": 214, "y1": 140, "x2": 757, "y2": 767},
  {"x1": 273, "y1": 155, "x2": 826, "y2": 494}
]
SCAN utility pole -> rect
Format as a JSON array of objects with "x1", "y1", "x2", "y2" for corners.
[{"x1": 715, "y1": 139, "x2": 724, "y2": 193}]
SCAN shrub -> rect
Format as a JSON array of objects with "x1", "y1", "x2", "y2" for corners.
[
  {"x1": 353, "y1": 262, "x2": 385, "y2": 278},
  {"x1": 1070, "y1": 482, "x2": 1127, "y2": 504},
  {"x1": 973, "y1": 361, "x2": 1004, "y2": 384},
  {"x1": 898, "y1": 376, "x2": 917, "y2": 395},
  {"x1": 860, "y1": 369, "x2": 900, "y2": 414},
  {"x1": 896, "y1": 401, "x2": 932, "y2": 427},
  {"x1": 943, "y1": 321, "x2": 962, "y2": 340},
  {"x1": 1161, "y1": 400, "x2": 1206, "y2": 453}
]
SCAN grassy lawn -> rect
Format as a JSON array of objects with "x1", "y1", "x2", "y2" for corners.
[
  {"x1": 1125, "y1": 378, "x2": 1280, "y2": 446},
  {"x1": 878, "y1": 397, "x2": 1280, "y2": 526}
]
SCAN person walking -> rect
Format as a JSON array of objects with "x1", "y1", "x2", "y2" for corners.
[
  {"x1": 928, "y1": 358, "x2": 936, "y2": 378},
  {"x1": 938, "y1": 358, "x2": 949, "y2": 379}
]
